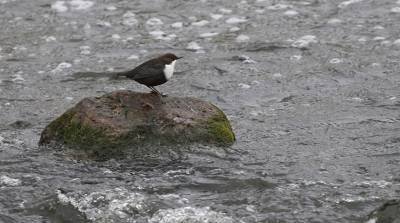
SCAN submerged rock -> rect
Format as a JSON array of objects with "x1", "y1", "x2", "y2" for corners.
[
  {"x1": 366, "y1": 200, "x2": 400, "y2": 223},
  {"x1": 39, "y1": 91, "x2": 235, "y2": 158}
]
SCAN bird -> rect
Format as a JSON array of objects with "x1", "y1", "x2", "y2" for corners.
[{"x1": 113, "y1": 53, "x2": 182, "y2": 96}]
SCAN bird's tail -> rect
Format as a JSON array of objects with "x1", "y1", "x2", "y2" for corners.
[{"x1": 109, "y1": 71, "x2": 130, "y2": 80}]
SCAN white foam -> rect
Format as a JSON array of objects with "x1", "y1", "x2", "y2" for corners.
[
  {"x1": 200, "y1": 32, "x2": 219, "y2": 38},
  {"x1": 229, "y1": 26, "x2": 240, "y2": 32},
  {"x1": 149, "y1": 206, "x2": 236, "y2": 223},
  {"x1": 327, "y1": 18, "x2": 342, "y2": 24},
  {"x1": 338, "y1": 0, "x2": 364, "y2": 8},
  {"x1": 239, "y1": 83, "x2": 251, "y2": 89},
  {"x1": 171, "y1": 22, "x2": 183, "y2": 28},
  {"x1": 57, "y1": 188, "x2": 148, "y2": 222},
  {"x1": 149, "y1": 30, "x2": 165, "y2": 38},
  {"x1": 284, "y1": 10, "x2": 299, "y2": 16},
  {"x1": 111, "y1": 34, "x2": 121, "y2": 40},
  {"x1": 79, "y1": 46, "x2": 90, "y2": 55},
  {"x1": 358, "y1": 36, "x2": 368, "y2": 42},
  {"x1": 122, "y1": 11, "x2": 138, "y2": 26},
  {"x1": 329, "y1": 58, "x2": 343, "y2": 64},
  {"x1": 186, "y1": 41, "x2": 202, "y2": 50},
  {"x1": 44, "y1": 36, "x2": 57, "y2": 42},
  {"x1": 51, "y1": 62, "x2": 72, "y2": 73},
  {"x1": 291, "y1": 35, "x2": 317, "y2": 48},
  {"x1": 373, "y1": 36, "x2": 386, "y2": 41},
  {"x1": 127, "y1": 54, "x2": 139, "y2": 60},
  {"x1": 225, "y1": 17, "x2": 247, "y2": 24},
  {"x1": 373, "y1": 25, "x2": 384, "y2": 30},
  {"x1": 290, "y1": 55, "x2": 302, "y2": 60},
  {"x1": 218, "y1": 8, "x2": 232, "y2": 14},
  {"x1": 273, "y1": 73, "x2": 283, "y2": 78},
  {"x1": 390, "y1": 7, "x2": 400, "y2": 13},
  {"x1": 236, "y1": 34, "x2": 250, "y2": 42},
  {"x1": 11, "y1": 73, "x2": 25, "y2": 83},
  {"x1": 210, "y1": 14, "x2": 223, "y2": 20},
  {"x1": 96, "y1": 20, "x2": 111, "y2": 27},
  {"x1": 0, "y1": 175, "x2": 21, "y2": 186},
  {"x1": 146, "y1": 17, "x2": 163, "y2": 26},
  {"x1": 267, "y1": 4, "x2": 291, "y2": 10},
  {"x1": 105, "y1": 5, "x2": 116, "y2": 11},
  {"x1": 69, "y1": 0, "x2": 94, "y2": 10},
  {"x1": 51, "y1": 1, "x2": 68, "y2": 12},
  {"x1": 365, "y1": 217, "x2": 377, "y2": 223},
  {"x1": 192, "y1": 20, "x2": 209, "y2": 26},
  {"x1": 393, "y1": 39, "x2": 400, "y2": 46}
]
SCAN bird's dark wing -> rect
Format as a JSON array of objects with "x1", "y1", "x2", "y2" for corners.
[{"x1": 124, "y1": 59, "x2": 165, "y2": 80}]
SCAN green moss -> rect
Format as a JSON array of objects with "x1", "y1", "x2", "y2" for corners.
[
  {"x1": 41, "y1": 110, "x2": 126, "y2": 159},
  {"x1": 206, "y1": 106, "x2": 235, "y2": 146}
]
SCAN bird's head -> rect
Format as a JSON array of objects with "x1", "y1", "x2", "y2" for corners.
[{"x1": 159, "y1": 53, "x2": 183, "y2": 64}]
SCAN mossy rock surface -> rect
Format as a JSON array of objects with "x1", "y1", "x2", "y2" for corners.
[
  {"x1": 39, "y1": 90, "x2": 235, "y2": 158},
  {"x1": 366, "y1": 200, "x2": 400, "y2": 223}
]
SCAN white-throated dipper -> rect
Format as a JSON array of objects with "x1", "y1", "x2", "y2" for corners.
[{"x1": 114, "y1": 53, "x2": 182, "y2": 96}]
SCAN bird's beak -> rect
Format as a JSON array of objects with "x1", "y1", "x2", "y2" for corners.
[{"x1": 177, "y1": 56, "x2": 183, "y2": 60}]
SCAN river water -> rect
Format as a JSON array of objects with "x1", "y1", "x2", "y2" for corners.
[{"x1": 0, "y1": 0, "x2": 399, "y2": 222}]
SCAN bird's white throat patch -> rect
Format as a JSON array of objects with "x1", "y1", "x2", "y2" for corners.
[{"x1": 163, "y1": 60, "x2": 176, "y2": 80}]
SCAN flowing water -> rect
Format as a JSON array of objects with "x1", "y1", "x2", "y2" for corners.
[{"x1": 0, "y1": 0, "x2": 400, "y2": 222}]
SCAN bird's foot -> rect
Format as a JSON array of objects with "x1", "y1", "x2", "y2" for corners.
[{"x1": 150, "y1": 90, "x2": 167, "y2": 97}]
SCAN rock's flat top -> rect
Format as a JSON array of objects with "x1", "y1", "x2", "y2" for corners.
[{"x1": 39, "y1": 91, "x2": 235, "y2": 158}]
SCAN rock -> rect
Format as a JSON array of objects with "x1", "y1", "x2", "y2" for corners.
[
  {"x1": 39, "y1": 91, "x2": 235, "y2": 159},
  {"x1": 366, "y1": 200, "x2": 400, "y2": 223}
]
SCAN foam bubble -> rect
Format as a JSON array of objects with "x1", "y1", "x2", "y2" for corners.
[
  {"x1": 0, "y1": 175, "x2": 21, "y2": 186},
  {"x1": 218, "y1": 8, "x2": 232, "y2": 14},
  {"x1": 192, "y1": 20, "x2": 209, "y2": 26},
  {"x1": 290, "y1": 55, "x2": 302, "y2": 60},
  {"x1": 149, "y1": 206, "x2": 236, "y2": 223},
  {"x1": 51, "y1": 1, "x2": 68, "y2": 12},
  {"x1": 225, "y1": 17, "x2": 247, "y2": 24},
  {"x1": 390, "y1": 7, "x2": 400, "y2": 13},
  {"x1": 229, "y1": 26, "x2": 240, "y2": 32},
  {"x1": 291, "y1": 35, "x2": 317, "y2": 48},
  {"x1": 43, "y1": 36, "x2": 57, "y2": 42},
  {"x1": 171, "y1": 22, "x2": 183, "y2": 28},
  {"x1": 69, "y1": 0, "x2": 94, "y2": 10},
  {"x1": 393, "y1": 39, "x2": 400, "y2": 46},
  {"x1": 210, "y1": 14, "x2": 223, "y2": 20},
  {"x1": 122, "y1": 11, "x2": 138, "y2": 26},
  {"x1": 127, "y1": 54, "x2": 139, "y2": 60},
  {"x1": 11, "y1": 73, "x2": 25, "y2": 83},
  {"x1": 105, "y1": 5, "x2": 116, "y2": 11},
  {"x1": 51, "y1": 62, "x2": 72, "y2": 73},
  {"x1": 267, "y1": 4, "x2": 291, "y2": 10},
  {"x1": 236, "y1": 34, "x2": 250, "y2": 42},
  {"x1": 284, "y1": 10, "x2": 299, "y2": 16},
  {"x1": 200, "y1": 32, "x2": 219, "y2": 38},
  {"x1": 373, "y1": 36, "x2": 386, "y2": 41},
  {"x1": 112, "y1": 34, "x2": 121, "y2": 40},
  {"x1": 146, "y1": 17, "x2": 163, "y2": 26},
  {"x1": 338, "y1": 0, "x2": 364, "y2": 8},
  {"x1": 329, "y1": 58, "x2": 343, "y2": 64},
  {"x1": 327, "y1": 18, "x2": 342, "y2": 24},
  {"x1": 186, "y1": 41, "x2": 202, "y2": 51}
]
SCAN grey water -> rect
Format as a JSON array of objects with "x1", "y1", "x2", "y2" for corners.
[{"x1": 1, "y1": 0, "x2": 400, "y2": 222}]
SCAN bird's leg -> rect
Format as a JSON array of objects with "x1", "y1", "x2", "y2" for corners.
[{"x1": 147, "y1": 86, "x2": 167, "y2": 97}]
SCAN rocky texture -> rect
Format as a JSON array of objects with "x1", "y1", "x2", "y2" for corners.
[
  {"x1": 366, "y1": 200, "x2": 400, "y2": 223},
  {"x1": 39, "y1": 91, "x2": 235, "y2": 158}
]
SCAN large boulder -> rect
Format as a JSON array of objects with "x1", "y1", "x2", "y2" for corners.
[
  {"x1": 366, "y1": 200, "x2": 400, "y2": 223},
  {"x1": 39, "y1": 91, "x2": 235, "y2": 159}
]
